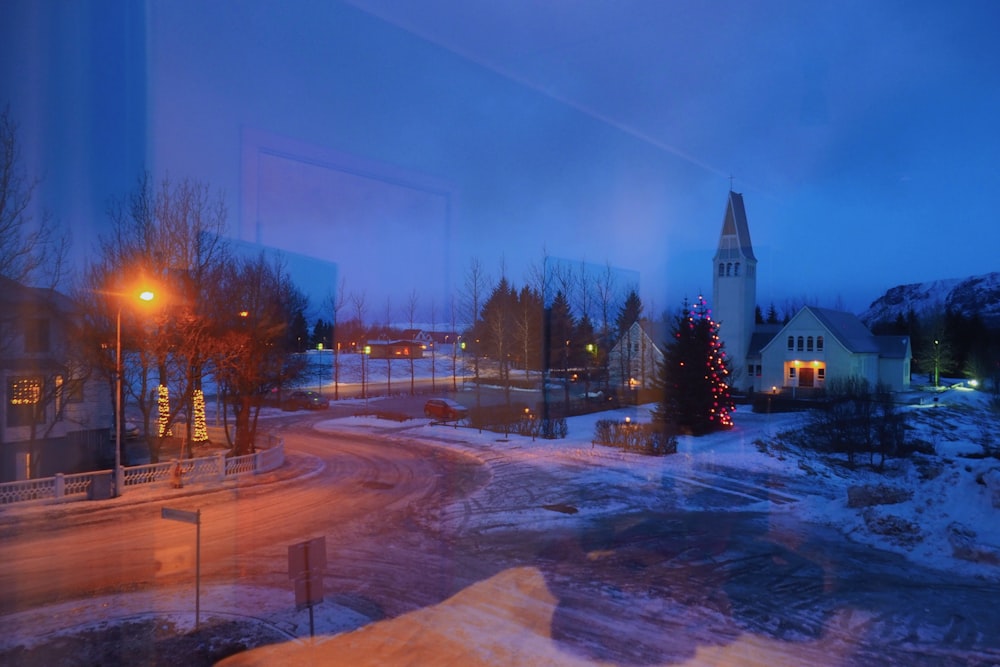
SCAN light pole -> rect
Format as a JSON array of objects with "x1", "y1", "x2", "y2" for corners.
[{"x1": 114, "y1": 289, "x2": 155, "y2": 497}]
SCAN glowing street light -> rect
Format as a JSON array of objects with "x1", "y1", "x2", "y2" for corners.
[{"x1": 114, "y1": 287, "x2": 155, "y2": 497}]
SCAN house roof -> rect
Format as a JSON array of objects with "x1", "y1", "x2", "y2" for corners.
[
  {"x1": 747, "y1": 324, "x2": 783, "y2": 357},
  {"x1": 638, "y1": 320, "x2": 670, "y2": 349},
  {"x1": 713, "y1": 191, "x2": 756, "y2": 262},
  {"x1": 807, "y1": 307, "x2": 882, "y2": 353}
]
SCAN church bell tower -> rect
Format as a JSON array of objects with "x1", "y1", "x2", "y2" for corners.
[{"x1": 712, "y1": 191, "x2": 757, "y2": 390}]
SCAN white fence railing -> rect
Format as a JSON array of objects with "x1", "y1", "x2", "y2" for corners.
[{"x1": 0, "y1": 435, "x2": 284, "y2": 507}]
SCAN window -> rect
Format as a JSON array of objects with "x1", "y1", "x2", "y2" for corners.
[
  {"x1": 734, "y1": 262, "x2": 740, "y2": 276},
  {"x1": 807, "y1": 336, "x2": 813, "y2": 352},
  {"x1": 787, "y1": 336, "x2": 794, "y2": 350},
  {"x1": 7, "y1": 377, "x2": 44, "y2": 428},
  {"x1": 718, "y1": 263, "x2": 725, "y2": 276},
  {"x1": 726, "y1": 263, "x2": 732, "y2": 276},
  {"x1": 797, "y1": 336, "x2": 804, "y2": 351},
  {"x1": 818, "y1": 368, "x2": 826, "y2": 380},
  {"x1": 788, "y1": 367, "x2": 796, "y2": 378},
  {"x1": 817, "y1": 335, "x2": 824, "y2": 351}
]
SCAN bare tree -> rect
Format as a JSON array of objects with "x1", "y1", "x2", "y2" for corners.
[
  {"x1": 428, "y1": 296, "x2": 438, "y2": 391},
  {"x1": 350, "y1": 289, "x2": 369, "y2": 395},
  {"x1": 0, "y1": 105, "x2": 69, "y2": 288},
  {"x1": 212, "y1": 253, "x2": 306, "y2": 455},
  {"x1": 462, "y1": 258, "x2": 489, "y2": 408},
  {"x1": 84, "y1": 173, "x2": 230, "y2": 462},
  {"x1": 405, "y1": 289, "x2": 419, "y2": 395},
  {"x1": 326, "y1": 277, "x2": 347, "y2": 400}
]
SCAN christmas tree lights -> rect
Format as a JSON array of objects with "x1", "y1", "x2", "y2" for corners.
[{"x1": 192, "y1": 388, "x2": 209, "y2": 443}]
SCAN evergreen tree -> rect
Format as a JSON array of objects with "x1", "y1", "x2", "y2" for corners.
[
  {"x1": 765, "y1": 302, "x2": 780, "y2": 324},
  {"x1": 653, "y1": 296, "x2": 734, "y2": 435}
]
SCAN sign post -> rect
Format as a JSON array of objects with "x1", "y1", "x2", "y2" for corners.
[
  {"x1": 288, "y1": 536, "x2": 327, "y2": 638},
  {"x1": 161, "y1": 506, "x2": 202, "y2": 628}
]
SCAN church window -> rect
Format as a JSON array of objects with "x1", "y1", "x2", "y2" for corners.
[
  {"x1": 726, "y1": 263, "x2": 732, "y2": 276},
  {"x1": 718, "y1": 263, "x2": 725, "y2": 276},
  {"x1": 787, "y1": 336, "x2": 794, "y2": 350},
  {"x1": 788, "y1": 367, "x2": 796, "y2": 379},
  {"x1": 817, "y1": 336, "x2": 824, "y2": 351},
  {"x1": 797, "y1": 336, "x2": 804, "y2": 351},
  {"x1": 807, "y1": 336, "x2": 813, "y2": 351},
  {"x1": 734, "y1": 262, "x2": 740, "y2": 276},
  {"x1": 818, "y1": 368, "x2": 826, "y2": 380}
]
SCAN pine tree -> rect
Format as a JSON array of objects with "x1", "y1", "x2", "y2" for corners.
[{"x1": 653, "y1": 295, "x2": 734, "y2": 435}]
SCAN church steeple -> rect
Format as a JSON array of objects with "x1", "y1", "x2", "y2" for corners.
[{"x1": 712, "y1": 191, "x2": 758, "y2": 390}]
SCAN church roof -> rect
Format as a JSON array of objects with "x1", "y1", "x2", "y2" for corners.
[
  {"x1": 713, "y1": 191, "x2": 756, "y2": 262},
  {"x1": 807, "y1": 307, "x2": 882, "y2": 353}
]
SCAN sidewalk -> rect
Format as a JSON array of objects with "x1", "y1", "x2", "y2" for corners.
[{"x1": 0, "y1": 448, "x2": 324, "y2": 530}]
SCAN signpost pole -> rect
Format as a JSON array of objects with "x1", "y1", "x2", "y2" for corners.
[{"x1": 195, "y1": 509, "x2": 201, "y2": 629}]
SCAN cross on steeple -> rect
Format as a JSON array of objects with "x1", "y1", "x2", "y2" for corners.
[{"x1": 729, "y1": 174, "x2": 735, "y2": 191}]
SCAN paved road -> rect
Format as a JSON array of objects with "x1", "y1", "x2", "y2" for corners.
[{"x1": 3, "y1": 412, "x2": 1000, "y2": 664}]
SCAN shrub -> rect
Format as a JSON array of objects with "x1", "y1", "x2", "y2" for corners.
[{"x1": 592, "y1": 419, "x2": 676, "y2": 456}]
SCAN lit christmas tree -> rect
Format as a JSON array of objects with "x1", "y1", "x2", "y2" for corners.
[{"x1": 653, "y1": 295, "x2": 734, "y2": 435}]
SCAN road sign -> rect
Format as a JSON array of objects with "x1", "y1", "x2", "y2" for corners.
[
  {"x1": 161, "y1": 507, "x2": 200, "y2": 524},
  {"x1": 288, "y1": 536, "x2": 327, "y2": 579},
  {"x1": 288, "y1": 536, "x2": 327, "y2": 633}
]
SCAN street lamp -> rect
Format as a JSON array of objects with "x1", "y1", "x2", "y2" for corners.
[{"x1": 114, "y1": 289, "x2": 155, "y2": 497}]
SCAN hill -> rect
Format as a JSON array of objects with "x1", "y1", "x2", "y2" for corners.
[{"x1": 861, "y1": 272, "x2": 1000, "y2": 328}]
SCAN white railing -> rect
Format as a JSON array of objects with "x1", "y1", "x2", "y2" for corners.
[{"x1": 0, "y1": 437, "x2": 284, "y2": 507}]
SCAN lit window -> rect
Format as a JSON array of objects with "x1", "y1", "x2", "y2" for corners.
[{"x1": 7, "y1": 377, "x2": 44, "y2": 428}]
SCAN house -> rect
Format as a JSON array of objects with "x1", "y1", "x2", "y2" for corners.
[
  {"x1": 399, "y1": 330, "x2": 461, "y2": 352},
  {"x1": 711, "y1": 191, "x2": 912, "y2": 396},
  {"x1": 607, "y1": 319, "x2": 669, "y2": 391},
  {"x1": 0, "y1": 277, "x2": 112, "y2": 482},
  {"x1": 366, "y1": 339, "x2": 424, "y2": 360}
]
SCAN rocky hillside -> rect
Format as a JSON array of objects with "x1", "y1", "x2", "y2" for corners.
[{"x1": 861, "y1": 272, "x2": 1000, "y2": 328}]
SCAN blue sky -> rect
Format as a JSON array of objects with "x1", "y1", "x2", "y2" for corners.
[{"x1": 3, "y1": 1, "x2": 999, "y2": 321}]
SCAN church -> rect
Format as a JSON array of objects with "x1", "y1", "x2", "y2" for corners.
[{"x1": 712, "y1": 192, "x2": 911, "y2": 397}]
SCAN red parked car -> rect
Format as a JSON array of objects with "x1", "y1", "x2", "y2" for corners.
[{"x1": 423, "y1": 398, "x2": 468, "y2": 421}]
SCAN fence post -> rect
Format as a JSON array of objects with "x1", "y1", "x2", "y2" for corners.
[
  {"x1": 55, "y1": 473, "x2": 65, "y2": 499},
  {"x1": 217, "y1": 452, "x2": 227, "y2": 481}
]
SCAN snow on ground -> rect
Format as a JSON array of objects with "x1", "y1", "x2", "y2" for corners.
[
  {"x1": 6, "y1": 372, "x2": 1000, "y2": 665},
  {"x1": 314, "y1": 384, "x2": 1000, "y2": 581}
]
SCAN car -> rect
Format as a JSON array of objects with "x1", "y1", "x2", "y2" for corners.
[
  {"x1": 423, "y1": 398, "x2": 468, "y2": 421},
  {"x1": 281, "y1": 390, "x2": 330, "y2": 411}
]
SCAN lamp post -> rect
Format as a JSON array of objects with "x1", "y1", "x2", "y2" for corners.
[{"x1": 114, "y1": 289, "x2": 155, "y2": 497}]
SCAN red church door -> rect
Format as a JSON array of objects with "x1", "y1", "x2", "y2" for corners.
[{"x1": 799, "y1": 367, "x2": 815, "y2": 387}]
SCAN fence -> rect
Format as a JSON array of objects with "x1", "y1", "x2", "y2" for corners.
[{"x1": 0, "y1": 435, "x2": 285, "y2": 507}]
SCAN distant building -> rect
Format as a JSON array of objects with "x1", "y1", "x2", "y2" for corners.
[
  {"x1": 607, "y1": 320, "x2": 669, "y2": 390},
  {"x1": 366, "y1": 340, "x2": 424, "y2": 360},
  {"x1": 0, "y1": 277, "x2": 111, "y2": 482}
]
